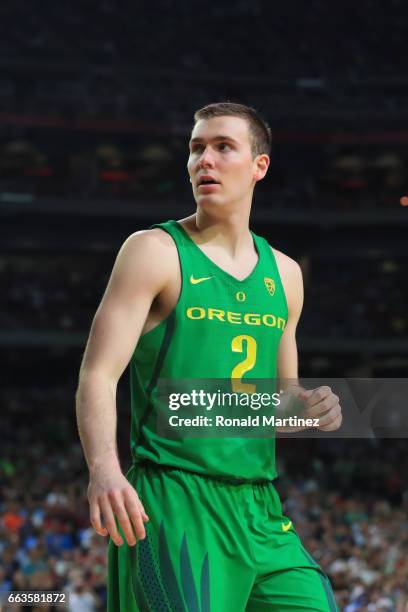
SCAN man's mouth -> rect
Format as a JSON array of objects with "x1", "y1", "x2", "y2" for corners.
[{"x1": 197, "y1": 176, "x2": 220, "y2": 186}]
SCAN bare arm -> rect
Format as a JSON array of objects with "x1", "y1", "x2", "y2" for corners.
[
  {"x1": 76, "y1": 229, "x2": 175, "y2": 546},
  {"x1": 274, "y1": 257, "x2": 307, "y2": 431},
  {"x1": 277, "y1": 256, "x2": 304, "y2": 388},
  {"x1": 275, "y1": 251, "x2": 342, "y2": 432}
]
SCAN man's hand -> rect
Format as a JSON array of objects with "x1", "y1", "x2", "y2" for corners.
[
  {"x1": 297, "y1": 385, "x2": 342, "y2": 431},
  {"x1": 88, "y1": 462, "x2": 149, "y2": 547}
]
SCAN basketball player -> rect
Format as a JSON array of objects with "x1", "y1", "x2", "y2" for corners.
[{"x1": 76, "y1": 102, "x2": 342, "y2": 611}]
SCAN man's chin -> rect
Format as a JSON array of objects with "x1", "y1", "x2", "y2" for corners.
[{"x1": 195, "y1": 194, "x2": 224, "y2": 206}]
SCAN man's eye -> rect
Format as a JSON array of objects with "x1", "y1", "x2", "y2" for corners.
[{"x1": 218, "y1": 143, "x2": 231, "y2": 151}]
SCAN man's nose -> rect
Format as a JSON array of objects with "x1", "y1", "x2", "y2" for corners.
[{"x1": 197, "y1": 148, "x2": 215, "y2": 168}]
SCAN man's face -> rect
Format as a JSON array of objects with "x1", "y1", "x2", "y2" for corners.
[{"x1": 187, "y1": 116, "x2": 268, "y2": 211}]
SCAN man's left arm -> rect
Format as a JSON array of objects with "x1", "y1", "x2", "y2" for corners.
[{"x1": 275, "y1": 252, "x2": 342, "y2": 432}]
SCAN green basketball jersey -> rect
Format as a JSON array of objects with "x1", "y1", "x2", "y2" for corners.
[{"x1": 129, "y1": 220, "x2": 288, "y2": 481}]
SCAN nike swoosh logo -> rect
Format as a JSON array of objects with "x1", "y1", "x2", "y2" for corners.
[
  {"x1": 190, "y1": 275, "x2": 213, "y2": 284},
  {"x1": 281, "y1": 520, "x2": 292, "y2": 532}
]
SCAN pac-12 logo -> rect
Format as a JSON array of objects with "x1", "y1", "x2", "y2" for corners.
[{"x1": 264, "y1": 277, "x2": 275, "y2": 296}]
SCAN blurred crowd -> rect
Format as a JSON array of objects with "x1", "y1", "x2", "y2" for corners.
[
  {"x1": 302, "y1": 256, "x2": 407, "y2": 339},
  {"x1": 0, "y1": 386, "x2": 108, "y2": 611},
  {"x1": 277, "y1": 437, "x2": 408, "y2": 611},
  {"x1": 0, "y1": 132, "x2": 406, "y2": 206},
  {"x1": 1, "y1": 0, "x2": 408, "y2": 122},
  {"x1": 0, "y1": 386, "x2": 407, "y2": 610},
  {"x1": 0, "y1": 1, "x2": 408, "y2": 208},
  {"x1": 0, "y1": 254, "x2": 106, "y2": 333},
  {"x1": 1, "y1": 0, "x2": 406, "y2": 77},
  {"x1": 1, "y1": 252, "x2": 407, "y2": 343}
]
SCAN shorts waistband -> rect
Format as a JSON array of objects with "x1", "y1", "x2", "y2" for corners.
[{"x1": 133, "y1": 459, "x2": 273, "y2": 486}]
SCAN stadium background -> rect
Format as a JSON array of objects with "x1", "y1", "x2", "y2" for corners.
[{"x1": 0, "y1": 1, "x2": 407, "y2": 610}]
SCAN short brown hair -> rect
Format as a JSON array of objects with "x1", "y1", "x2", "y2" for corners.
[{"x1": 193, "y1": 102, "x2": 272, "y2": 157}]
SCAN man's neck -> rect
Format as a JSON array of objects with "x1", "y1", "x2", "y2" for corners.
[{"x1": 182, "y1": 210, "x2": 254, "y2": 257}]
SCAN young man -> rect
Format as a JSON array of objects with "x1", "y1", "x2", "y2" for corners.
[{"x1": 76, "y1": 102, "x2": 342, "y2": 611}]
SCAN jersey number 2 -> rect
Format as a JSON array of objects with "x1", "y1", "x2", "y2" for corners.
[{"x1": 231, "y1": 335, "x2": 257, "y2": 393}]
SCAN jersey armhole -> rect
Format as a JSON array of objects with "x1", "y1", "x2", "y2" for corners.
[
  {"x1": 266, "y1": 241, "x2": 290, "y2": 318},
  {"x1": 138, "y1": 224, "x2": 184, "y2": 337}
]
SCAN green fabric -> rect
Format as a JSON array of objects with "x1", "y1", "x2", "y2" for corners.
[
  {"x1": 107, "y1": 464, "x2": 338, "y2": 611},
  {"x1": 129, "y1": 220, "x2": 288, "y2": 481}
]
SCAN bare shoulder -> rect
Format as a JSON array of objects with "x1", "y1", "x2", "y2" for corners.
[
  {"x1": 270, "y1": 246, "x2": 303, "y2": 283},
  {"x1": 120, "y1": 227, "x2": 176, "y2": 256},
  {"x1": 118, "y1": 228, "x2": 177, "y2": 267},
  {"x1": 112, "y1": 227, "x2": 179, "y2": 292},
  {"x1": 270, "y1": 246, "x2": 304, "y2": 319}
]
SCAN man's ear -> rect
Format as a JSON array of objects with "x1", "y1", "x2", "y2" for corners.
[{"x1": 254, "y1": 154, "x2": 270, "y2": 182}]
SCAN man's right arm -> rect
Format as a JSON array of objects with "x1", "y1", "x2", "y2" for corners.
[{"x1": 76, "y1": 229, "x2": 174, "y2": 547}]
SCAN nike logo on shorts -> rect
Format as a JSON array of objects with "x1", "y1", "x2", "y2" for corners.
[{"x1": 281, "y1": 520, "x2": 293, "y2": 532}]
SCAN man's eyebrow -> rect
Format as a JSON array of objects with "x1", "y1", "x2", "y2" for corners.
[{"x1": 189, "y1": 135, "x2": 239, "y2": 145}]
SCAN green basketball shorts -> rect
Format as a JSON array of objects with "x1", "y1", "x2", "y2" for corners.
[{"x1": 107, "y1": 462, "x2": 338, "y2": 611}]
